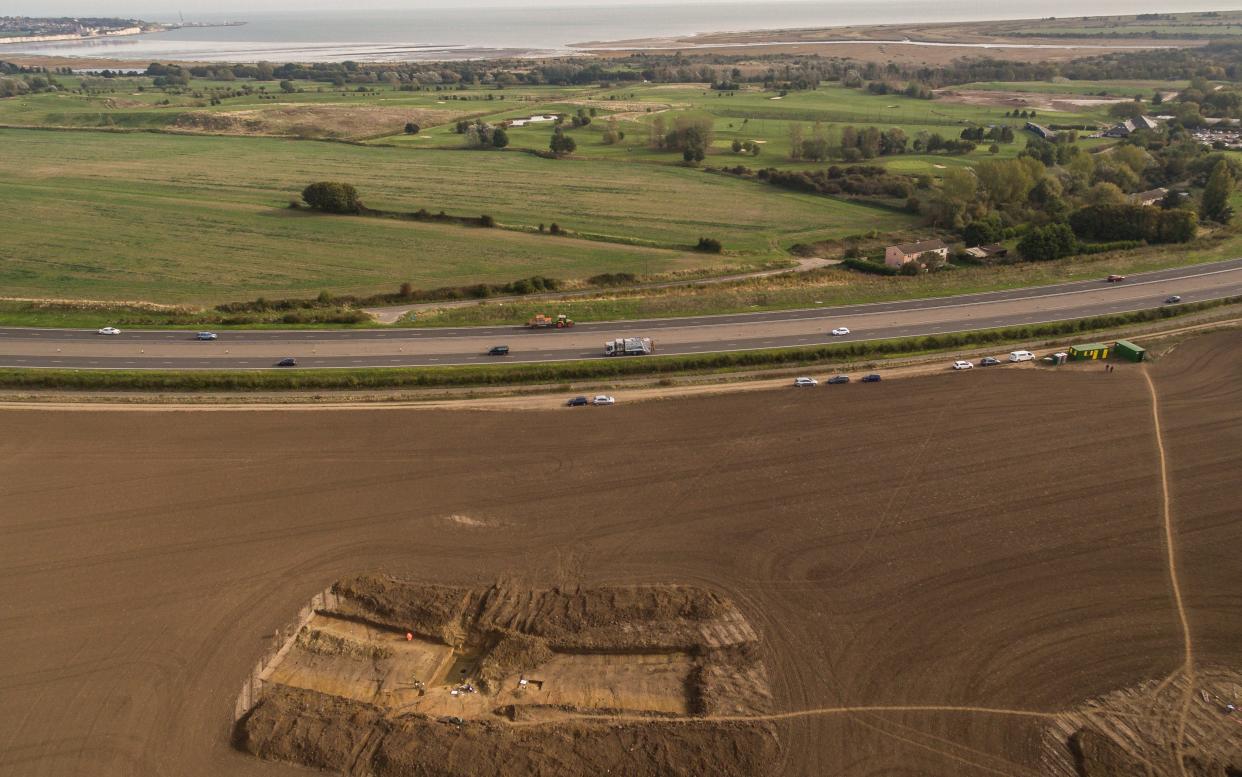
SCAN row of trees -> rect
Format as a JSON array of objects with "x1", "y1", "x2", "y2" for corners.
[{"x1": 5, "y1": 40, "x2": 1231, "y2": 102}]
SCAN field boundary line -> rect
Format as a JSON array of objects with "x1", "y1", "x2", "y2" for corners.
[{"x1": 1141, "y1": 367, "x2": 1195, "y2": 777}]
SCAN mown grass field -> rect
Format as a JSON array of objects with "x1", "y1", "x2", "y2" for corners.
[
  {"x1": 381, "y1": 81, "x2": 1120, "y2": 173},
  {"x1": 0, "y1": 127, "x2": 921, "y2": 302}
]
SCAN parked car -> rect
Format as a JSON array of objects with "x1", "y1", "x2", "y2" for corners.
[
  {"x1": 277, "y1": 357, "x2": 297, "y2": 367},
  {"x1": 861, "y1": 374, "x2": 881, "y2": 383},
  {"x1": 487, "y1": 345, "x2": 510, "y2": 356},
  {"x1": 196, "y1": 331, "x2": 218, "y2": 341},
  {"x1": 952, "y1": 360, "x2": 974, "y2": 370},
  {"x1": 1107, "y1": 274, "x2": 1126, "y2": 283},
  {"x1": 793, "y1": 377, "x2": 818, "y2": 387},
  {"x1": 831, "y1": 327, "x2": 851, "y2": 336},
  {"x1": 592, "y1": 395, "x2": 616, "y2": 405},
  {"x1": 980, "y1": 356, "x2": 1001, "y2": 366},
  {"x1": 827, "y1": 375, "x2": 850, "y2": 384},
  {"x1": 97, "y1": 326, "x2": 121, "y2": 335},
  {"x1": 1009, "y1": 350, "x2": 1035, "y2": 363},
  {"x1": 1164, "y1": 295, "x2": 1182, "y2": 304},
  {"x1": 566, "y1": 396, "x2": 589, "y2": 407}
]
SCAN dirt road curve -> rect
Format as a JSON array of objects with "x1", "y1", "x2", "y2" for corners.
[
  {"x1": 2, "y1": 259, "x2": 1240, "y2": 369},
  {"x1": 1, "y1": 331, "x2": 1239, "y2": 776}
]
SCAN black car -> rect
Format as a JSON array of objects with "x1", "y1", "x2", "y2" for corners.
[
  {"x1": 1164, "y1": 295, "x2": 1182, "y2": 304},
  {"x1": 566, "y1": 396, "x2": 589, "y2": 407},
  {"x1": 980, "y1": 356, "x2": 1002, "y2": 366},
  {"x1": 861, "y1": 374, "x2": 881, "y2": 383},
  {"x1": 827, "y1": 375, "x2": 850, "y2": 385},
  {"x1": 277, "y1": 357, "x2": 297, "y2": 367},
  {"x1": 488, "y1": 345, "x2": 510, "y2": 356}
]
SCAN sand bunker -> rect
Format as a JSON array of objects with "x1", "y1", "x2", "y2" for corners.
[{"x1": 234, "y1": 575, "x2": 778, "y2": 776}]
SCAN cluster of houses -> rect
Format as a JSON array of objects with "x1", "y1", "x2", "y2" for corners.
[
  {"x1": 1190, "y1": 125, "x2": 1242, "y2": 150},
  {"x1": 883, "y1": 239, "x2": 1008, "y2": 269}
]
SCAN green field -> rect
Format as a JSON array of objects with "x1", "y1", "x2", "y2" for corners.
[
  {"x1": 0, "y1": 72, "x2": 1197, "y2": 312},
  {"x1": 381, "y1": 81, "x2": 1117, "y2": 172},
  {"x1": 0, "y1": 127, "x2": 921, "y2": 302}
]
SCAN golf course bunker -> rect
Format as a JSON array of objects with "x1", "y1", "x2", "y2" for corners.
[{"x1": 234, "y1": 575, "x2": 778, "y2": 776}]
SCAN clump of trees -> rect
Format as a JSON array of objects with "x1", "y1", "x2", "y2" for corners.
[
  {"x1": 601, "y1": 117, "x2": 626, "y2": 145},
  {"x1": 1069, "y1": 204, "x2": 1197, "y2": 243},
  {"x1": 301, "y1": 182, "x2": 361, "y2": 213},
  {"x1": 750, "y1": 165, "x2": 914, "y2": 199},
  {"x1": 662, "y1": 115, "x2": 714, "y2": 163},
  {"x1": 1017, "y1": 223, "x2": 1078, "y2": 260},
  {"x1": 696, "y1": 237, "x2": 723, "y2": 253},
  {"x1": 454, "y1": 119, "x2": 509, "y2": 148},
  {"x1": 1201, "y1": 159, "x2": 1236, "y2": 223},
  {"x1": 785, "y1": 123, "x2": 912, "y2": 163},
  {"x1": 731, "y1": 139, "x2": 762, "y2": 156},
  {"x1": 549, "y1": 128, "x2": 576, "y2": 156},
  {"x1": 568, "y1": 107, "x2": 595, "y2": 127}
]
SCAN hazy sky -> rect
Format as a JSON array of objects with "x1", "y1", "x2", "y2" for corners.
[
  {"x1": 11, "y1": 0, "x2": 1235, "y2": 21},
  {"x1": 14, "y1": 0, "x2": 767, "y2": 16}
]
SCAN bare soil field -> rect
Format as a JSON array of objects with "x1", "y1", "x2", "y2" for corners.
[{"x1": 1, "y1": 330, "x2": 1240, "y2": 776}]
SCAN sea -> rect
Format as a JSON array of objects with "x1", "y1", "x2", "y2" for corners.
[{"x1": 7, "y1": 0, "x2": 1241, "y2": 63}]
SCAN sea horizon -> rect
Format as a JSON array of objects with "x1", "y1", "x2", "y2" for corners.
[{"x1": 6, "y1": 1, "x2": 1242, "y2": 62}]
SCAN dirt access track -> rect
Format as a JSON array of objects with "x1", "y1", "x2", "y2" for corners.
[{"x1": 1, "y1": 330, "x2": 1241, "y2": 776}]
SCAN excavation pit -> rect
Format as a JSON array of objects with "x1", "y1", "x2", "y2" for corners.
[{"x1": 234, "y1": 576, "x2": 779, "y2": 777}]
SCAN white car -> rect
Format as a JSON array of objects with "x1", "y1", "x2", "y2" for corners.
[
  {"x1": 794, "y1": 377, "x2": 818, "y2": 387},
  {"x1": 1008, "y1": 350, "x2": 1035, "y2": 363},
  {"x1": 592, "y1": 395, "x2": 616, "y2": 405},
  {"x1": 97, "y1": 326, "x2": 121, "y2": 335},
  {"x1": 952, "y1": 360, "x2": 974, "y2": 370},
  {"x1": 196, "y1": 331, "x2": 218, "y2": 341},
  {"x1": 831, "y1": 327, "x2": 851, "y2": 336}
]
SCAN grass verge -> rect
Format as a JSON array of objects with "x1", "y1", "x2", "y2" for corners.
[
  {"x1": 2, "y1": 297, "x2": 1236, "y2": 392},
  {"x1": 411, "y1": 232, "x2": 1242, "y2": 326}
]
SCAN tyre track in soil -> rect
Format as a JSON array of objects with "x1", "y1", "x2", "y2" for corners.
[
  {"x1": 2, "y1": 334, "x2": 1236, "y2": 777},
  {"x1": 1141, "y1": 367, "x2": 1195, "y2": 777}
]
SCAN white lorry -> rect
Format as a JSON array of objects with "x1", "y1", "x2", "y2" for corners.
[{"x1": 604, "y1": 337, "x2": 655, "y2": 356}]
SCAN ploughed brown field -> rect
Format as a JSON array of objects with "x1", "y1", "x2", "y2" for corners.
[{"x1": 1, "y1": 331, "x2": 1240, "y2": 777}]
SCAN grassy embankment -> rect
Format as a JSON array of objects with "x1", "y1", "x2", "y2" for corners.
[{"x1": 1, "y1": 298, "x2": 1235, "y2": 392}]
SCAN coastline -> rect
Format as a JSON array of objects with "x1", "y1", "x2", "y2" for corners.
[{"x1": 0, "y1": 10, "x2": 1231, "y2": 66}]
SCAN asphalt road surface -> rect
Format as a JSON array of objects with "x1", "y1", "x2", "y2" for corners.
[{"x1": 3, "y1": 259, "x2": 1240, "y2": 370}]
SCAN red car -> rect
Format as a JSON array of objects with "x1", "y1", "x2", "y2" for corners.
[{"x1": 1107, "y1": 274, "x2": 1126, "y2": 283}]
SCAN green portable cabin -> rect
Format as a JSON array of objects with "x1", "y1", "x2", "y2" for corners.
[
  {"x1": 1068, "y1": 342, "x2": 1110, "y2": 360},
  {"x1": 1113, "y1": 340, "x2": 1146, "y2": 362}
]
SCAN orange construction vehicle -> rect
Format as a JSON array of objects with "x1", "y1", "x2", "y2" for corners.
[{"x1": 526, "y1": 313, "x2": 575, "y2": 329}]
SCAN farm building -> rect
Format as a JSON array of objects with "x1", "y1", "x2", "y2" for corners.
[
  {"x1": 885, "y1": 239, "x2": 949, "y2": 269},
  {"x1": 1025, "y1": 122, "x2": 1056, "y2": 139},
  {"x1": 1103, "y1": 115, "x2": 1162, "y2": 138},
  {"x1": 1113, "y1": 340, "x2": 1147, "y2": 362},
  {"x1": 1068, "y1": 343, "x2": 1111, "y2": 360}
]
